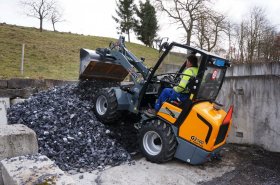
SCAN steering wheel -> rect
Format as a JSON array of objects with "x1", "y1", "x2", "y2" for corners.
[
  {"x1": 153, "y1": 73, "x2": 178, "y2": 87},
  {"x1": 160, "y1": 74, "x2": 175, "y2": 84}
]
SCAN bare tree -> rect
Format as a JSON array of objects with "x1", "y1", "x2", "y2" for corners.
[
  {"x1": 236, "y1": 21, "x2": 246, "y2": 63},
  {"x1": 246, "y1": 7, "x2": 267, "y2": 63},
  {"x1": 273, "y1": 34, "x2": 280, "y2": 62},
  {"x1": 230, "y1": 6, "x2": 280, "y2": 63},
  {"x1": 21, "y1": 0, "x2": 55, "y2": 32},
  {"x1": 195, "y1": 10, "x2": 226, "y2": 51},
  {"x1": 50, "y1": 7, "x2": 63, "y2": 31},
  {"x1": 224, "y1": 21, "x2": 237, "y2": 60},
  {"x1": 154, "y1": 0, "x2": 209, "y2": 46}
]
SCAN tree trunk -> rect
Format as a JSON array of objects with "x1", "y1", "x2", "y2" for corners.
[
  {"x1": 186, "y1": 30, "x2": 191, "y2": 46},
  {"x1": 228, "y1": 31, "x2": 231, "y2": 59},
  {"x1": 40, "y1": 17, "x2": 43, "y2": 32},
  {"x1": 127, "y1": 29, "x2": 130, "y2": 43},
  {"x1": 52, "y1": 21, "x2": 56, "y2": 32}
]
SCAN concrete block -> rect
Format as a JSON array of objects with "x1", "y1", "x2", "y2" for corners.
[
  {"x1": 0, "y1": 170, "x2": 3, "y2": 185},
  {"x1": 10, "y1": 98, "x2": 25, "y2": 105},
  {"x1": 0, "y1": 81, "x2": 7, "y2": 89},
  {"x1": 0, "y1": 98, "x2": 10, "y2": 109},
  {"x1": 8, "y1": 79, "x2": 45, "y2": 89},
  {"x1": 0, "y1": 124, "x2": 38, "y2": 161},
  {"x1": 0, "y1": 103, "x2": 7, "y2": 125},
  {"x1": 1, "y1": 154, "x2": 75, "y2": 185},
  {"x1": 0, "y1": 88, "x2": 37, "y2": 99},
  {"x1": 0, "y1": 89, "x2": 25, "y2": 99}
]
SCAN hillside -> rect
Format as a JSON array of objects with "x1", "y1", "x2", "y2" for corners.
[{"x1": 0, "y1": 23, "x2": 159, "y2": 80}]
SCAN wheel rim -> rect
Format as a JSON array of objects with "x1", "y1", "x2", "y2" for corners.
[
  {"x1": 96, "y1": 95, "x2": 108, "y2": 115},
  {"x1": 143, "y1": 131, "x2": 162, "y2": 156}
]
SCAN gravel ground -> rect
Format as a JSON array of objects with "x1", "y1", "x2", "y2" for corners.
[
  {"x1": 199, "y1": 144, "x2": 280, "y2": 185},
  {"x1": 7, "y1": 81, "x2": 138, "y2": 172}
]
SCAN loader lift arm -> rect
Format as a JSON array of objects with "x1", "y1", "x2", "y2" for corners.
[{"x1": 79, "y1": 36, "x2": 150, "y2": 84}]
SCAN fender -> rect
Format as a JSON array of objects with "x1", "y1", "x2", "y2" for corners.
[{"x1": 113, "y1": 87, "x2": 131, "y2": 110}]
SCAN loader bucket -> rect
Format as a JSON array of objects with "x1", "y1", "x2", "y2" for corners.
[{"x1": 79, "y1": 48, "x2": 129, "y2": 81}]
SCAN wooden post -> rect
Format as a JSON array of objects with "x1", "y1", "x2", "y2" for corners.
[{"x1": 21, "y1": 43, "x2": 25, "y2": 75}]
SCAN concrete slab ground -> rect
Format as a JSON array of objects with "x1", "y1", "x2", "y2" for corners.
[
  {"x1": 71, "y1": 144, "x2": 280, "y2": 185},
  {"x1": 71, "y1": 149, "x2": 235, "y2": 185},
  {"x1": 71, "y1": 157, "x2": 235, "y2": 185},
  {"x1": 1, "y1": 154, "x2": 75, "y2": 185}
]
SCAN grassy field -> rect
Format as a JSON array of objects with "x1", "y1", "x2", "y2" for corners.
[{"x1": 0, "y1": 23, "x2": 159, "y2": 80}]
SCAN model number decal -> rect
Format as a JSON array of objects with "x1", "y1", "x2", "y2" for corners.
[{"x1": 190, "y1": 136, "x2": 204, "y2": 146}]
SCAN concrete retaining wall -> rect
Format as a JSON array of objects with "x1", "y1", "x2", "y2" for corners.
[
  {"x1": 0, "y1": 78, "x2": 77, "y2": 99},
  {"x1": 226, "y1": 62, "x2": 280, "y2": 77},
  {"x1": 217, "y1": 75, "x2": 280, "y2": 152}
]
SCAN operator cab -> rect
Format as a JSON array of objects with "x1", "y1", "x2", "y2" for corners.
[
  {"x1": 139, "y1": 42, "x2": 230, "y2": 111},
  {"x1": 140, "y1": 46, "x2": 199, "y2": 108}
]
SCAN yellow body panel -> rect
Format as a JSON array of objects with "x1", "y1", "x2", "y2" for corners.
[
  {"x1": 157, "y1": 102, "x2": 182, "y2": 124},
  {"x1": 178, "y1": 102, "x2": 230, "y2": 151},
  {"x1": 157, "y1": 101, "x2": 232, "y2": 152}
]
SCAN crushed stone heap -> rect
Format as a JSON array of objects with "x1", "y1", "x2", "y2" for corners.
[{"x1": 7, "y1": 81, "x2": 138, "y2": 172}]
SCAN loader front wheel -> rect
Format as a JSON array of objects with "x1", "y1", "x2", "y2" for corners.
[
  {"x1": 93, "y1": 88, "x2": 121, "y2": 124},
  {"x1": 139, "y1": 119, "x2": 177, "y2": 163}
]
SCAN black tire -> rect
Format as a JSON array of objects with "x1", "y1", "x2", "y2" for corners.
[
  {"x1": 139, "y1": 119, "x2": 177, "y2": 163},
  {"x1": 93, "y1": 88, "x2": 121, "y2": 124}
]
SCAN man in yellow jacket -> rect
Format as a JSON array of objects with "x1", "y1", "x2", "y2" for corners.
[{"x1": 147, "y1": 55, "x2": 198, "y2": 115}]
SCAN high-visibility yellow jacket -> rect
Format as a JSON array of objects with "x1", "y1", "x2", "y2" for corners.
[{"x1": 173, "y1": 67, "x2": 198, "y2": 93}]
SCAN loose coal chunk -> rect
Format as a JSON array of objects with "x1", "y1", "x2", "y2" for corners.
[{"x1": 7, "y1": 80, "x2": 138, "y2": 171}]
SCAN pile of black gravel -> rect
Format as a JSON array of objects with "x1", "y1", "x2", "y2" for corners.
[{"x1": 7, "y1": 80, "x2": 138, "y2": 172}]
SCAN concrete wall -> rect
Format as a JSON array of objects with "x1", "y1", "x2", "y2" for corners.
[
  {"x1": 217, "y1": 66, "x2": 280, "y2": 152},
  {"x1": 226, "y1": 62, "x2": 280, "y2": 77},
  {"x1": 0, "y1": 78, "x2": 77, "y2": 99}
]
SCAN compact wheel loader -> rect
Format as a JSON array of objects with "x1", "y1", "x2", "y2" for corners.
[{"x1": 79, "y1": 36, "x2": 233, "y2": 165}]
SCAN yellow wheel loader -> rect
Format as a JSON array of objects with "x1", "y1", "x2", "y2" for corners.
[{"x1": 79, "y1": 36, "x2": 233, "y2": 165}]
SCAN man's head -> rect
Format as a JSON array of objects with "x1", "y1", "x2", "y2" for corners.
[{"x1": 186, "y1": 55, "x2": 198, "y2": 67}]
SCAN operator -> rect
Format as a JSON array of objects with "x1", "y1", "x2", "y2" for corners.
[{"x1": 146, "y1": 55, "x2": 198, "y2": 116}]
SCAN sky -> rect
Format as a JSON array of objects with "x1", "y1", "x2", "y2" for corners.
[{"x1": 0, "y1": 0, "x2": 279, "y2": 44}]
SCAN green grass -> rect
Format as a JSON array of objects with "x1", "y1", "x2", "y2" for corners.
[{"x1": 0, "y1": 23, "x2": 159, "y2": 80}]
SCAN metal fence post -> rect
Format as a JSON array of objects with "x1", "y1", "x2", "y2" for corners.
[{"x1": 21, "y1": 43, "x2": 25, "y2": 75}]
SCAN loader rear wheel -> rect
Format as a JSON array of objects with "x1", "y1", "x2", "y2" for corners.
[
  {"x1": 139, "y1": 119, "x2": 177, "y2": 163},
  {"x1": 93, "y1": 88, "x2": 121, "y2": 124}
]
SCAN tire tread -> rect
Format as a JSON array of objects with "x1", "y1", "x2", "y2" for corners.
[{"x1": 139, "y1": 119, "x2": 177, "y2": 163}]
